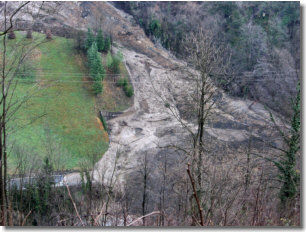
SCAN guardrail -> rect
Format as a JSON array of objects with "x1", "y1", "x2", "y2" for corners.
[
  {"x1": 100, "y1": 110, "x2": 123, "y2": 121},
  {"x1": 9, "y1": 175, "x2": 65, "y2": 190}
]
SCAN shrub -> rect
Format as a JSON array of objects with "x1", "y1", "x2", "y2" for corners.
[
  {"x1": 106, "y1": 51, "x2": 113, "y2": 69},
  {"x1": 116, "y1": 77, "x2": 124, "y2": 86},
  {"x1": 117, "y1": 77, "x2": 133, "y2": 97},
  {"x1": 164, "y1": 102, "x2": 170, "y2": 108},
  {"x1": 124, "y1": 84, "x2": 134, "y2": 97},
  {"x1": 116, "y1": 50, "x2": 123, "y2": 61},
  {"x1": 117, "y1": 77, "x2": 128, "y2": 87},
  {"x1": 110, "y1": 52, "x2": 122, "y2": 73},
  {"x1": 149, "y1": 19, "x2": 162, "y2": 38},
  {"x1": 111, "y1": 57, "x2": 120, "y2": 73}
]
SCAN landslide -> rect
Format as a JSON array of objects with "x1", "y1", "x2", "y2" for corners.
[{"x1": 3, "y1": 2, "x2": 290, "y2": 210}]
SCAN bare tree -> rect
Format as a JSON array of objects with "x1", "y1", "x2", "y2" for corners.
[
  {"x1": 139, "y1": 153, "x2": 150, "y2": 226},
  {"x1": 175, "y1": 29, "x2": 231, "y2": 224},
  {"x1": 0, "y1": 2, "x2": 61, "y2": 225}
]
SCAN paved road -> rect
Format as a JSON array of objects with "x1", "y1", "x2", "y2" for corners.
[{"x1": 9, "y1": 174, "x2": 65, "y2": 190}]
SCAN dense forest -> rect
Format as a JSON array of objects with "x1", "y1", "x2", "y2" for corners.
[{"x1": 115, "y1": 1, "x2": 300, "y2": 117}]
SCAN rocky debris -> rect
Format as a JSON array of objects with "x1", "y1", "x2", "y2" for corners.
[{"x1": 91, "y1": 45, "x2": 285, "y2": 194}]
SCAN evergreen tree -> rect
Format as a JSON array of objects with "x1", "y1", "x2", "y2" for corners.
[
  {"x1": 87, "y1": 43, "x2": 97, "y2": 76},
  {"x1": 96, "y1": 29, "x2": 104, "y2": 52},
  {"x1": 87, "y1": 42, "x2": 105, "y2": 94},
  {"x1": 278, "y1": 83, "x2": 300, "y2": 204},
  {"x1": 85, "y1": 28, "x2": 95, "y2": 50},
  {"x1": 268, "y1": 83, "x2": 300, "y2": 205},
  {"x1": 90, "y1": 56, "x2": 105, "y2": 80},
  {"x1": 92, "y1": 81, "x2": 103, "y2": 94},
  {"x1": 103, "y1": 35, "x2": 111, "y2": 52}
]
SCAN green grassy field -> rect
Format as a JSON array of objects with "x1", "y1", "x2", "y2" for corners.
[{"x1": 6, "y1": 32, "x2": 109, "y2": 172}]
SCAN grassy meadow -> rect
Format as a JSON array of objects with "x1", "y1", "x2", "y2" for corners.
[{"x1": 6, "y1": 32, "x2": 109, "y2": 172}]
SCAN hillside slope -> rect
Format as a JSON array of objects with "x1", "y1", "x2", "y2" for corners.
[
  {"x1": 9, "y1": 33, "x2": 108, "y2": 171},
  {"x1": 23, "y1": 2, "x2": 289, "y2": 211},
  {"x1": 113, "y1": 1, "x2": 300, "y2": 118}
]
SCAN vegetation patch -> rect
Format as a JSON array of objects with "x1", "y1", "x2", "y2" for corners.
[{"x1": 7, "y1": 32, "x2": 108, "y2": 171}]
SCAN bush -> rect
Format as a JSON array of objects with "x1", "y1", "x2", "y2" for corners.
[
  {"x1": 149, "y1": 19, "x2": 162, "y2": 38},
  {"x1": 116, "y1": 50, "x2": 123, "y2": 60},
  {"x1": 106, "y1": 51, "x2": 113, "y2": 69},
  {"x1": 124, "y1": 84, "x2": 134, "y2": 97},
  {"x1": 110, "y1": 51, "x2": 123, "y2": 73},
  {"x1": 111, "y1": 57, "x2": 120, "y2": 73},
  {"x1": 116, "y1": 77, "x2": 124, "y2": 86},
  {"x1": 117, "y1": 77, "x2": 133, "y2": 97},
  {"x1": 117, "y1": 77, "x2": 128, "y2": 87}
]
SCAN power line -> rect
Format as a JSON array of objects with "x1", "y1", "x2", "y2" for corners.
[
  {"x1": 14, "y1": 71, "x2": 299, "y2": 76},
  {"x1": 7, "y1": 78, "x2": 300, "y2": 83},
  {"x1": 16, "y1": 73, "x2": 127, "y2": 76}
]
